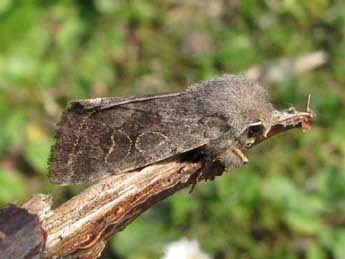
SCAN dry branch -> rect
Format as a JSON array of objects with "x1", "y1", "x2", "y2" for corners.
[
  {"x1": 16, "y1": 100, "x2": 314, "y2": 258},
  {"x1": 23, "y1": 158, "x2": 205, "y2": 258}
]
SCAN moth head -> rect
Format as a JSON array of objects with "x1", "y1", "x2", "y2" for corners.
[
  {"x1": 239, "y1": 121, "x2": 267, "y2": 149},
  {"x1": 239, "y1": 95, "x2": 314, "y2": 148}
]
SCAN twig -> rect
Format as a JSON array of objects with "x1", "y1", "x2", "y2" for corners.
[
  {"x1": 17, "y1": 102, "x2": 314, "y2": 258},
  {"x1": 12, "y1": 69, "x2": 318, "y2": 258},
  {"x1": 23, "y1": 159, "x2": 204, "y2": 258}
]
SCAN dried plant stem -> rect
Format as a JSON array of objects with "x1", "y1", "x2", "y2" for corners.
[
  {"x1": 23, "y1": 159, "x2": 204, "y2": 258},
  {"x1": 21, "y1": 103, "x2": 313, "y2": 258}
]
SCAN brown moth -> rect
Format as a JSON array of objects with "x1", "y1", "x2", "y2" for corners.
[{"x1": 49, "y1": 75, "x2": 313, "y2": 185}]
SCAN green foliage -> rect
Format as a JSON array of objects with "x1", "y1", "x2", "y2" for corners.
[
  {"x1": 24, "y1": 137, "x2": 54, "y2": 175},
  {"x1": 0, "y1": 1, "x2": 344, "y2": 258},
  {"x1": 0, "y1": 169, "x2": 27, "y2": 204}
]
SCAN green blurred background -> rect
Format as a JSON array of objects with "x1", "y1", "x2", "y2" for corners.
[{"x1": 0, "y1": 1, "x2": 344, "y2": 258}]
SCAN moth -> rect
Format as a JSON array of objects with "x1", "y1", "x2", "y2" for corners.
[{"x1": 49, "y1": 74, "x2": 313, "y2": 185}]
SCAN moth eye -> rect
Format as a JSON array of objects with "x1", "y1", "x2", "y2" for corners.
[
  {"x1": 247, "y1": 124, "x2": 264, "y2": 138},
  {"x1": 244, "y1": 123, "x2": 265, "y2": 147}
]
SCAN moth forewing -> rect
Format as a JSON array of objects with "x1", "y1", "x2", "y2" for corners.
[{"x1": 48, "y1": 75, "x2": 282, "y2": 185}]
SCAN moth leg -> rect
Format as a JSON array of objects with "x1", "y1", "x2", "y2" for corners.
[
  {"x1": 218, "y1": 147, "x2": 249, "y2": 168},
  {"x1": 189, "y1": 160, "x2": 225, "y2": 193},
  {"x1": 231, "y1": 148, "x2": 249, "y2": 164},
  {"x1": 186, "y1": 142, "x2": 249, "y2": 186}
]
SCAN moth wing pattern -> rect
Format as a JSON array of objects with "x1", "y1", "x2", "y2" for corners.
[
  {"x1": 49, "y1": 90, "x2": 230, "y2": 184},
  {"x1": 49, "y1": 74, "x2": 274, "y2": 185}
]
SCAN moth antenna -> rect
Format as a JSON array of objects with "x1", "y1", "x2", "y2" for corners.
[{"x1": 305, "y1": 94, "x2": 311, "y2": 113}]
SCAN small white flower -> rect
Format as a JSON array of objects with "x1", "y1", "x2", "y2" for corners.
[{"x1": 162, "y1": 238, "x2": 210, "y2": 259}]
